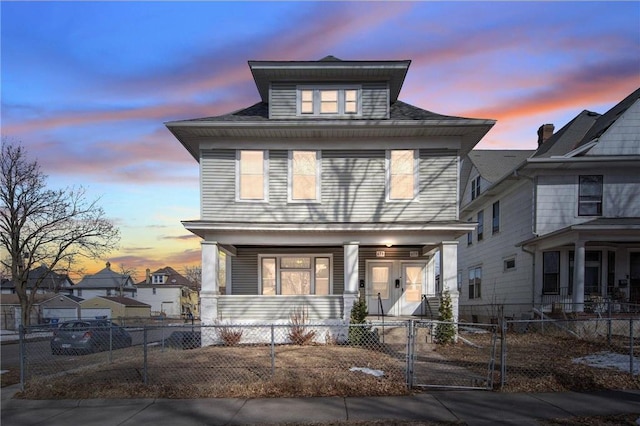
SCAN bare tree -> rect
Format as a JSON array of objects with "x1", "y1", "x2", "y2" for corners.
[
  {"x1": 118, "y1": 263, "x2": 138, "y2": 296},
  {"x1": 183, "y1": 265, "x2": 201, "y2": 291},
  {"x1": 0, "y1": 139, "x2": 120, "y2": 326}
]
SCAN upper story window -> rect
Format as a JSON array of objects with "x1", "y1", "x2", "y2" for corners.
[
  {"x1": 477, "y1": 210, "x2": 484, "y2": 241},
  {"x1": 237, "y1": 150, "x2": 268, "y2": 201},
  {"x1": 471, "y1": 176, "x2": 481, "y2": 200},
  {"x1": 387, "y1": 149, "x2": 418, "y2": 201},
  {"x1": 297, "y1": 86, "x2": 361, "y2": 117},
  {"x1": 492, "y1": 201, "x2": 500, "y2": 234},
  {"x1": 467, "y1": 217, "x2": 473, "y2": 246},
  {"x1": 578, "y1": 175, "x2": 603, "y2": 216},
  {"x1": 152, "y1": 275, "x2": 164, "y2": 284},
  {"x1": 289, "y1": 150, "x2": 321, "y2": 202}
]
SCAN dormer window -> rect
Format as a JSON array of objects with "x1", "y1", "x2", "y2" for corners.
[
  {"x1": 152, "y1": 275, "x2": 164, "y2": 284},
  {"x1": 297, "y1": 86, "x2": 361, "y2": 117}
]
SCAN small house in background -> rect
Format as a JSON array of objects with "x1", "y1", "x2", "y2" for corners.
[
  {"x1": 80, "y1": 296, "x2": 151, "y2": 323},
  {"x1": 136, "y1": 267, "x2": 199, "y2": 318},
  {"x1": 0, "y1": 293, "x2": 81, "y2": 330},
  {"x1": 0, "y1": 265, "x2": 74, "y2": 295},
  {"x1": 70, "y1": 262, "x2": 137, "y2": 300}
]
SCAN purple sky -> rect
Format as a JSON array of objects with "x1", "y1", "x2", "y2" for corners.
[{"x1": 1, "y1": 1, "x2": 639, "y2": 281}]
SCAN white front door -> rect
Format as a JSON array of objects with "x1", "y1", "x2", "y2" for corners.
[
  {"x1": 366, "y1": 260, "x2": 428, "y2": 316},
  {"x1": 366, "y1": 262, "x2": 396, "y2": 316},
  {"x1": 400, "y1": 263, "x2": 427, "y2": 315}
]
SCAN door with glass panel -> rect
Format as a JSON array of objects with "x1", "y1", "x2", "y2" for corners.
[
  {"x1": 367, "y1": 262, "x2": 395, "y2": 316},
  {"x1": 401, "y1": 263, "x2": 426, "y2": 315}
]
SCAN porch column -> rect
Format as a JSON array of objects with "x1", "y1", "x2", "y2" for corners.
[
  {"x1": 343, "y1": 242, "x2": 359, "y2": 322},
  {"x1": 201, "y1": 241, "x2": 220, "y2": 327},
  {"x1": 573, "y1": 240, "x2": 585, "y2": 312},
  {"x1": 440, "y1": 241, "x2": 459, "y2": 323}
]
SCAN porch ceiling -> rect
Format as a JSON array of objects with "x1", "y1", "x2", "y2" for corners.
[{"x1": 182, "y1": 220, "x2": 473, "y2": 246}]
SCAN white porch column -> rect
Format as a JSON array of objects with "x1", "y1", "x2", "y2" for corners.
[
  {"x1": 440, "y1": 241, "x2": 459, "y2": 323},
  {"x1": 201, "y1": 241, "x2": 220, "y2": 328},
  {"x1": 573, "y1": 240, "x2": 586, "y2": 312},
  {"x1": 343, "y1": 241, "x2": 359, "y2": 322}
]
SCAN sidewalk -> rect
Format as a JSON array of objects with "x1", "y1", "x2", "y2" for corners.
[{"x1": 2, "y1": 385, "x2": 639, "y2": 425}]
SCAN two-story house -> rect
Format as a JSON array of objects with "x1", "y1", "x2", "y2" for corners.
[
  {"x1": 0, "y1": 264, "x2": 74, "y2": 295},
  {"x1": 458, "y1": 88, "x2": 640, "y2": 322},
  {"x1": 136, "y1": 266, "x2": 199, "y2": 318},
  {"x1": 167, "y1": 56, "x2": 495, "y2": 331},
  {"x1": 69, "y1": 262, "x2": 137, "y2": 300}
]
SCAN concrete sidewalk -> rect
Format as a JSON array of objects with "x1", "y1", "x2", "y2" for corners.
[{"x1": 2, "y1": 386, "x2": 639, "y2": 426}]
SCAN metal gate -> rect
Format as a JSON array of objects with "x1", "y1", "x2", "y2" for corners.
[{"x1": 408, "y1": 320, "x2": 498, "y2": 390}]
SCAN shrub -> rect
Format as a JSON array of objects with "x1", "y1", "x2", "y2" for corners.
[
  {"x1": 288, "y1": 306, "x2": 316, "y2": 345},
  {"x1": 435, "y1": 291, "x2": 456, "y2": 344},
  {"x1": 214, "y1": 321, "x2": 243, "y2": 346},
  {"x1": 349, "y1": 298, "x2": 377, "y2": 345}
]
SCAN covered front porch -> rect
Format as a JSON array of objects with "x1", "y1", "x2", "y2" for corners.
[{"x1": 522, "y1": 219, "x2": 640, "y2": 313}]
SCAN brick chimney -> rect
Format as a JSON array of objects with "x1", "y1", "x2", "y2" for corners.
[
  {"x1": 146, "y1": 268, "x2": 151, "y2": 284},
  {"x1": 537, "y1": 124, "x2": 554, "y2": 146}
]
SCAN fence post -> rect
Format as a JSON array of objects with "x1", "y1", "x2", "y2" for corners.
[
  {"x1": 630, "y1": 318, "x2": 635, "y2": 377},
  {"x1": 143, "y1": 325, "x2": 148, "y2": 385},
  {"x1": 109, "y1": 323, "x2": 113, "y2": 363},
  {"x1": 19, "y1": 325, "x2": 26, "y2": 391},
  {"x1": 405, "y1": 320, "x2": 414, "y2": 388},
  {"x1": 500, "y1": 320, "x2": 507, "y2": 389},
  {"x1": 270, "y1": 324, "x2": 275, "y2": 376},
  {"x1": 607, "y1": 302, "x2": 612, "y2": 345}
]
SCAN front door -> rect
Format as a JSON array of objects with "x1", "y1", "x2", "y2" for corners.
[
  {"x1": 367, "y1": 262, "x2": 395, "y2": 316},
  {"x1": 401, "y1": 263, "x2": 426, "y2": 315},
  {"x1": 366, "y1": 260, "x2": 428, "y2": 316}
]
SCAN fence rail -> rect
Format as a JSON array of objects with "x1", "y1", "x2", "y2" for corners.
[{"x1": 16, "y1": 316, "x2": 640, "y2": 398}]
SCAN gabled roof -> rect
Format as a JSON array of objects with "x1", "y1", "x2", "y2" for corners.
[
  {"x1": 3, "y1": 265, "x2": 73, "y2": 292},
  {"x1": 532, "y1": 110, "x2": 600, "y2": 158},
  {"x1": 74, "y1": 263, "x2": 135, "y2": 289},
  {"x1": 467, "y1": 150, "x2": 535, "y2": 183},
  {"x1": 137, "y1": 266, "x2": 194, "y2": 288},
  {"x1": 0, "y1": 292, "x2": 72, "y2": 306},
  {"x1": 248, "y1": 56, "x2": 411, "y2": 103}
]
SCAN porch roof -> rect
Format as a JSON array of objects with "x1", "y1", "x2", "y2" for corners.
[
  {"x1": 182, "y1": 220, "x2": 473, "y2": 246},
  {"x1": 518, "y1": 217, "x2": 640, "y2": 249}
]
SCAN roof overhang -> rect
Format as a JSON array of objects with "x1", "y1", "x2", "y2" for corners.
[
  {"x1": 248, "y1": 59, "x2": 411, "y2": 103},
  {"x1": 182, "y1": 220, "x2": 473, "y2": 246},
  {"x1": 524, "y1": 156, "x2": 640, "y2": 170},
  {"x1": 166, "y1": 119, "x2": 495, "y2": 161}
]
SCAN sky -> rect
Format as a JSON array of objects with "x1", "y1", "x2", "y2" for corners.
[{"x1": 1, "y1": 1, "x2": 639, "y2": 282}]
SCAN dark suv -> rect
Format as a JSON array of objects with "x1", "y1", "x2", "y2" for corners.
[{"x1": 51, "y1": 320, "x2": 132, "y2": 355}]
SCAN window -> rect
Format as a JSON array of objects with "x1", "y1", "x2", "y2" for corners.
[
  {"x1": 471, "y1": 176, "x2": 481, "y2": 200},
  {"x1": 238, "y1": 150, "x2": 268, "y2": 201},
  {"x1": 467, "y1": 217, "x2": 473, "y2": 246},
  {"x1": 152, "y1": 287, "x2": 157, "y2": 295},
  {"x1": 260, "y1": 255, "x2": 332, "y2": 295},
  {"x1": 387, "y1": 150, "x2": 417, "y2": 201},
  {"x1": 477, "y1": 210, "x2": 484, "y2": 241},
  {"x1": 543, "y1": 251, "x2": 560, "y2": 294},
  {"x1": 578, "y1": 175, "x2": 603, "y2": 216},
  {"x1": 290, "y1": 151, "x2": 320, "y2": 201},
  {"x1": 469, "y1": 267, "x2": 482, "y2": 299},
  {"x1": 152, "y1": 275, "x2": 164, "y2": 284},
  {"x1": 297, "y1": 86, "x2": 361, "y2": 116},
  {"x1": 504, "y1": 258, "x2": 516, "y2": 271},
  {"x1": 492, "y1": 201, "x2": 500, "y2": 234}
]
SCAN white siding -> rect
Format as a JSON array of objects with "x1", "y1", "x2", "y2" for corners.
[
  {"x1": 458, "y1": 180, "x2": 535, "y2": 320},
  {"x1": 136, "y1": 287, "x2": 182, "y2": 317},
  {"x1": 536, "y1": 168, "x2": 640, "y2": 235},
  {"x1": 587, "y1": 99, "x2": 640, "y2": 156}
]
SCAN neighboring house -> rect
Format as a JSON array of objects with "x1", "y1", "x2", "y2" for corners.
[
  {"x1": 80, "y1": 296, "x2": 151, "y2": 322},
  {"x1": 1, "y1": 265, "x2": 74, "y2": 295},
  {"x1": 70, "y1": 262, "x2": 137, "y2": 300},
  {"x1": 166, "y1": 55, "x2": 495, "y2": 331},
  {"x1": 136, "y1": 267, "x2": 200, "y2": 318},
  {"x1": 0, "y1": 293, "x2": 81, "y2": 330},
  {"x1": 458, "y1": 88, "x2": 640, "y2": 322}
]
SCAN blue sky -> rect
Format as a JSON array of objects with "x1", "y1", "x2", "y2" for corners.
[{"x1": 1, "y1": 1, "x2": 639, "y2": 280}]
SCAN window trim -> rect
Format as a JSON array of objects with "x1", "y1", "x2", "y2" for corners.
[
  {"x1": 492, "y1": 201, "x2": 500, "y2": 234},
  {"x1": 296, "y1": 85, "x2": 362, "y2": 117},
  {"x1": 236, "y1": 150, "x2": 269, "y2": 202},
  {"x1": 477, "y1": 210, "x2": 484, "y2": 241},
  {"x1": 258, "y1": 253, "x2": 333, "y2": 295},
  {"x1": 288, "y1": 150, "x2": 322, "y2": 203},
  {"x1": 578, "y1": 175, "x2": 603, "y2": 216},
  {"x1": 468, "y1": 266, "x2": 482, "y2": 300},
  {"x1": 386, "y1": 149, "x2": 419, "y2": 202},
  {"x1": 471, "y1": 176, "x2": 481, "y2": 200},
  {"x1": 503, "y1": 256, "x2": 516, "y2": 272},
  {"x1": 467, "y1": 217, "x2": 473, "y2": 246}
]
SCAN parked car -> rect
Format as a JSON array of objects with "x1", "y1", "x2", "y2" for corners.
[{"x1": 51, "y1": 320, "x2": 132, "y2": 355}]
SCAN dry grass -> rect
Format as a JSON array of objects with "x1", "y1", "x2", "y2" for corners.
[{"x1": 17, "y1": 344, "x2": 408, "y2": 399}]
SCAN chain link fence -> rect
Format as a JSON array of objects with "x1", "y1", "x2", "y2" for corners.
[{"x1": 15, "y1": 317, "x2": 639, "y2": 398}]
